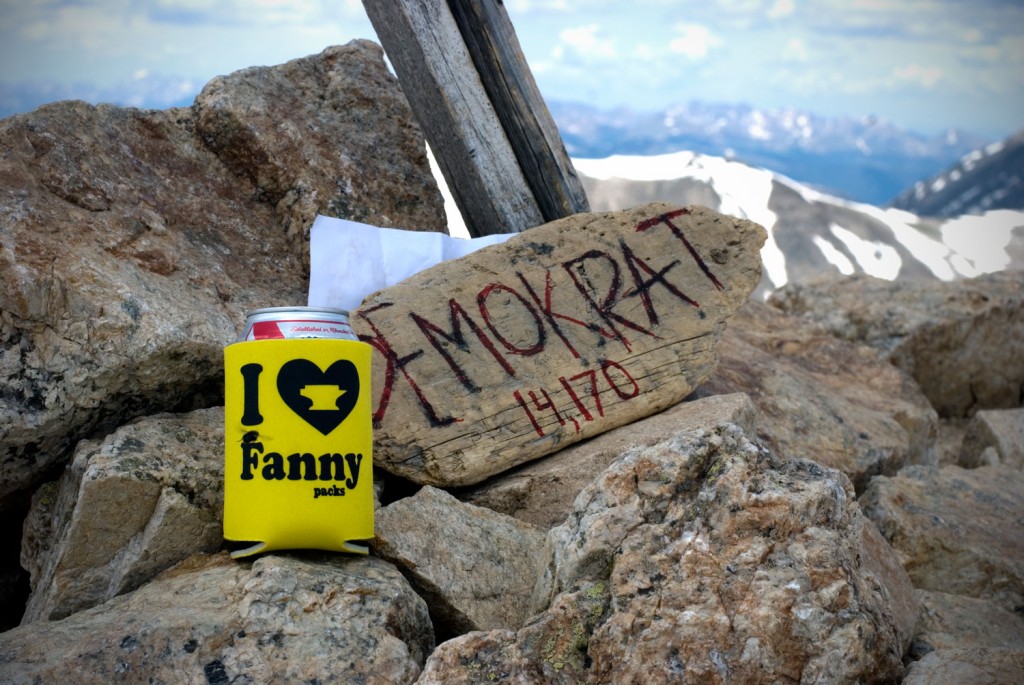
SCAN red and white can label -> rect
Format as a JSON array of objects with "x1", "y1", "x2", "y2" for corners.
[{"x1": 245, "y1": 318, "x2": 355, "y2": 341}]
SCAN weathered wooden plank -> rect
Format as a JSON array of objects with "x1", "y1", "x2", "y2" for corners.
[
  {"x1": 363, "y1": 0, "x2": 542, "y2": 237},
  {"x1": 446, "y1": 0, "x2": 590, "y2": 222},
  {"x1": 353, "y1": 202, "x2": 767, "y2": 487}
]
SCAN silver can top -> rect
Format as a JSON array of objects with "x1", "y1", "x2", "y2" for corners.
[{"x1": 240, "y1": 306, "x2": 355, "y2": 341}]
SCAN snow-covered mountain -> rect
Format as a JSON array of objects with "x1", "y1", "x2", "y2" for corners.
[
  {"x1": 550, "y1": 100, "x2": 989, "y2": 207},
  {"x1": 889, "y1": 130, "x2": 1024, "y2": 218},
  {"x1": 573, "y1": 150, "x2": 1024, "y2": 300}
]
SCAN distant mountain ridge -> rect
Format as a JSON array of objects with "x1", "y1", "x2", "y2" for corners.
[
  {"x1": 551, "y1": 100, "x2": 990, "y2": 207},
  {"x1": 0, "y1": 76, "x2": 196, "y2": 117},
  {"x1": 890, "y1": 130, "x2": 1024, "y2": 217},
  {"x1": 1, "y1": 81, "x2": 993, "y2": 210}
]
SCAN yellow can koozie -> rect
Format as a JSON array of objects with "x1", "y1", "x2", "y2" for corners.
[{"x1": 223, "y1": 338, "x2": 373, "y2": 558}]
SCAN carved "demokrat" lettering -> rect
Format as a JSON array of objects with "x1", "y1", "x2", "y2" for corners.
[{"x1": 353, "y1": 203, "x2": 766, "y2": 487}]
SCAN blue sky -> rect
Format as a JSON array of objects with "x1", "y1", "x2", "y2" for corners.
[{"x1": 1, "y1": 0, "x2": 1022, "y2": 139}]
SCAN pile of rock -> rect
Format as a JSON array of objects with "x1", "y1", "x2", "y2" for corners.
[{"x1": 1, "y1": 43, "x2": 1022, "y2": 684}]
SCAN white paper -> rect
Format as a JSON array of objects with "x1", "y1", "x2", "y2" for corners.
[{"x1": 307, "y1": 215, "x2": 514, "y2": 312}]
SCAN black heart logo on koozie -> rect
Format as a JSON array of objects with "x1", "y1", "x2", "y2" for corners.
[{"x1": 277, "y1": 359, "x2": 360, "y2": 435}]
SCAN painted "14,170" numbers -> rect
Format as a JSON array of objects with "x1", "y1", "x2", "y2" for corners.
[{"x1": 514, "y1": 359, "x2": 640, "y2": 437}]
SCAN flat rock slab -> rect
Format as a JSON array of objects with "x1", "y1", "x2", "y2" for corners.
[
  {"x1": 770, "y1": 271, "x2": 1024, "y2": 417},
  {"x1": 903, "y1": 648, "x2": 1024, "y2": 685},
  {"x1": 372, "y1": 485, "x2": 545, "y2": 637},
  {"x1": 353, "y1": 202, "x2": 765, "y2": 486},
  {"x1": 0, "y1": 552, "x2": 434, "y2": 685},
  {"x1": 911, "y1": 589, "x2": 1024, "y2": 658},
  {"x1": 457, "y1": 392, "x2": 757, "y2": 528},
  {"x1": 861, "y1": 464, "x2": 1024, "y2": 612},
  {"x1": 698, "y1": 300, "x2": 938, "y2": 493},
  {"x1": 20, "y1": 408, "x2": 224, "y2": 624},
  {"x1": 961, "y1": 408, "x2": 1024, "y2": 468}
]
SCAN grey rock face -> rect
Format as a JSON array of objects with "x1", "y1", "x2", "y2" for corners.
[
  {"x1": 0, "y1": 40, "x2": 445, "y2": 511},
  {"x1": 911, "y1": 589, "x2": 1024, "y2": 659},
  {"x1": 699, "y1": 300, "x2": 938, "y2": 493},
  {"x1": 20, "y1": 408, "x2": 224, "y2": 624},
  {"x1": 193, "y1": 40, "x2": 446, "y2": 266}
]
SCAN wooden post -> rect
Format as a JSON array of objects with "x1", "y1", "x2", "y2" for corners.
[
  {"x1": 362, "y1": 0, "x2": 590, "y2": 237},
  {"x1": 446, "y1": 0, "x2": 590, "y2": 223}
]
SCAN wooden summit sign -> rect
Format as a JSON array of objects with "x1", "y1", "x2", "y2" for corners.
[{"x1": 352, "y1": 202, "x2": 766, "y2": 487}]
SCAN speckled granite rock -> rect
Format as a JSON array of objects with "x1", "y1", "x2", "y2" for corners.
[
  {"x1": 417, "y1": 424, "x2": 914, "y2": 684},
  {"x1": 0, "y1": 552, "x2": 434, "y2": 685}
]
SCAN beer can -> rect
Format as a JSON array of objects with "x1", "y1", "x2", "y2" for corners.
[
  {"x1": 223, "y1": 306, "x2": 373, "y2": 558},
  {"x1": 240, "y1": 306, "x2": 356, "y2": 341}
]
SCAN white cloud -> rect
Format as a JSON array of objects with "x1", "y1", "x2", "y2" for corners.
[
  {"x1": 21, "y1": 20, "x2": 52, "y2": 41},
  {"x1": 3, "y1": 0, "x2": 1024, "y2": 137},
  {"x1": 963, "y1": 28, "x2": 982, "y2": 43},
  {"x1": 16, "y1": 4, "x2": 126, "y2": 50},
  {"x1": 669, "y1": 23, "x2": 721, "y2": 60},
  {"x1": 893, "y1": 63, "x2": 943, "y2": 88},
  {"x1": 849, "y1": 0, "x2": 892, "y2": 9},
  {"x1": 145, "y1": 0, "x2": 349, "y2": 26},
  {"x1": 783, "y1": 37, "x2": 809, "y2": 61},
  {"x1": 559, "y1": 24, "x2": 616, "y2": 59},
  {"x1": 505, "y1": 0, "x2": 571, "y2": 11},
  {"x1": 768, "y1": 0, "x2": 796, "y2": 19},
  {"x1": 633, "y1": 42, "x2": 658, "y2": 63}
]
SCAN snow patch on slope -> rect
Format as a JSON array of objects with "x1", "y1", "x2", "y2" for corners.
[
  {"x1": 573, "y1": 151, "x2": 789, "y2": 288},
  {"x1": 829, "y1": 223, "x2": 901, "y2": 280},
  {"x1": 792, "y1": 181, "x2": 978, "y2": 280},
  {"x1": 813, "y1": 236, "x2": 855, "y2": 274},
  {"x1": 941, "y1": 210, "x2": 1020, "y2": 274},
  {"x1": 442, "y1": 145, "x2": 1021, "y2": 289}
]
